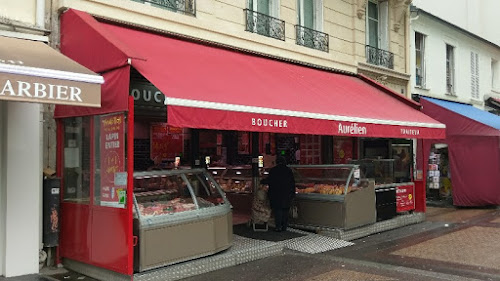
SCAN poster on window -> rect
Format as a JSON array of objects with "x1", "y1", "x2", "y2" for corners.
[
  {"x1": 333, "y1": 137, "x2": 353, "y2": 164},
  {"x1": 100, "y1": 113, "x2": 126, "y2": 207},
  {"x1": 150, "y1": 123, "x2": 183, "y2": 160}
]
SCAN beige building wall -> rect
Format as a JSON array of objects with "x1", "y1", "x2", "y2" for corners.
[{"x1": 54, "y1": 0, "x2": 412, "y2": 95}]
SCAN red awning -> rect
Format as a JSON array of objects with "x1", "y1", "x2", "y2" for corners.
[{"x1": 56, "y1": 9, "x2": 445, "y2": 139}]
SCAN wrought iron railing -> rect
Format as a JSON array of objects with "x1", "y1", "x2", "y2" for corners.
[
  {"x1": 295, "y1": 25, "x2": 329, "y2": 52},
  {"x1": 244, "y1": 9, "x2": 285, "y2": 41},
  {"x1": 366, "y1": 45, "x2": 394, "y2": 69},
  {"x1": 132, "y1": 0, "x2": 196, "y2": 16}
]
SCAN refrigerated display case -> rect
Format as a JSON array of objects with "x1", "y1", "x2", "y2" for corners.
[
  {"x1": 132, "y1": 169, "x2": 233, "y2": 272},
  {"x1": 208, "y1": 166, "x2": 254, "y2": 217},
  {"x1": 290, "y1": 164, "x2": 376, "y2": 230}
]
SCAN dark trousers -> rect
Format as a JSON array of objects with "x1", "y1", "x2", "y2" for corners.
[{"x1": 273, "y1": 207, "x2": 290, "y2": 230}]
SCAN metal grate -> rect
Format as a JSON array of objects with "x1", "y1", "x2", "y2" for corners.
[
  {"x1": 244, "y1": 9, "x2": 285, "y2": 41},
  {"x1": 295, "y1": 25, "x2": 329, "y2": 52},
  {"x1": 366, "y1": 45, "x2": 394, "y2": 69},
  {"x1": 131, "y1": 0, "x2": 196, "y2": 16},
  {"x1": 281, "y1": 234, "x2": 353, "y2": 254}
]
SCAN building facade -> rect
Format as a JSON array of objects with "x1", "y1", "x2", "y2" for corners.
[
  {"x1": 409, "y1": 5, "x2": 500, "y2": 206},
  {"x1": 410, "y1": 6, "x2": 500, "y2": 111},
  {"x1": 50, "y1": 0, "x2": 413, "y2": 97}
]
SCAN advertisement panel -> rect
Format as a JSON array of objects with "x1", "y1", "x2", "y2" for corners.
[
  {"x1": 396, "y1": 184, "x2": 415, "y2": 213},
  {"x1": 100, "y1": 113, "x2": 126, "y2": 207}
]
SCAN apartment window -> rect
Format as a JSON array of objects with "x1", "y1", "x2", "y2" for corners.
[
  {"x1": 298, "y1": 0, "x2": 322, "y2": 30},
  {"x1": 366, "y1": 0, "x2": 389, "y2": 50},
  {"x1": 245, "y1": 0, "x2": 284, "y2": 40},
  {"x1": 471, "y1": 52, "x2": 480, "y2": 99},
  {"x1": 446, "y1": 44, "x2": 455, "y2": 95},
  {"x1": 415, "y1": 32, "x2": 426, "y2": 87},
  {"x1": 296, "y1": 0, "x2": 328, "y2": 52},
  {"x1": 491, "y1": 59, "x2": 499, "y2": 90},
  {"x1": 131, "y1": 0, "x2": 195, "y2": 16}
]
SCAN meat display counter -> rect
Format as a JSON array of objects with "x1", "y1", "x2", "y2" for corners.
[
  {"x1": 290, "y1": 164, "x2": 376, "y2": 230},
  {"x1": 132, "y1": 168, "x2": 233, "y2": 272},
  {"x1": 208, "y1": 166, "x2": 254, "y2": 217}
]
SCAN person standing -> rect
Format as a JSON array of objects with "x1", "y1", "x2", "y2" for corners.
[{"x1": 260, "y1": 156, "x2": 296, "y2": 232}]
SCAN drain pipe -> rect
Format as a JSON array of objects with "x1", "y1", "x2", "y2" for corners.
[{"x1": 36, "y1": 0, "x2": 45, "y2": 29}]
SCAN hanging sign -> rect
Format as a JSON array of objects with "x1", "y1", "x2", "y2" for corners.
[{"x1": 100, "y1": 113, "x2": 126, "y2": 207}]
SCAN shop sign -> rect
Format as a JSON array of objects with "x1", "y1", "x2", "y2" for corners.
[
  {"x1": 0, "y1": 75, "x2": 101, "y2": 107},
  {"x1": 100, "y1": 113, "x2": 126, "y2": 207},
  {"x1": 396, "y1": 184, "x2": 415, "y2": 212},
  {"x1": 251, "y1": 118, "x2": 288, "y2": 128},
  {"x1": 150, "y1": 123, "x2": 183, "y2": 160},
  {"x1": 400, "y1": 128, "x2": 420, "y2": 136},
  {"x1": 337, "y1": 122, "x2": 367, "y2": 135},
  {"x1": 130, "y1": 81, "x2": 165, "y2": 107}
]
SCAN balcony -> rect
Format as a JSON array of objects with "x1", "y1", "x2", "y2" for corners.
[
  {"x1": 295, "y1": 25, "x2": 329, "y2": 52},
  {"x1": 244, "y1": 9, "x2": 285, "y2": 41},
  {"x1": 366, "y1": 45, "x2": 394, "y2": 69},
  {"x1": 132, "y1": 0, "x2": 196, "y2": 16}
]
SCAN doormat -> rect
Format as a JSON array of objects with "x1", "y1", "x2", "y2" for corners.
[
  {"x1": 233, "y1": 224, "x2": 307, "y2": 242},
  {"x1": 282, "y1": 234, "x2": 354, "y2": 254}
]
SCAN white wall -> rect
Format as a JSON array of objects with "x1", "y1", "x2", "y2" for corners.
[
  {"x1": 410, "y1": 11, "x2": 500, "y2": 106},
  {"x1": 2, "y1": 102, "x2": 42, "y2": 277},
  {"x1": 412, "y1": 0, "x2": 500, "y2": 46},
  {"x1": 0, "y1": 101, "x2": 5, "y2": 276}
]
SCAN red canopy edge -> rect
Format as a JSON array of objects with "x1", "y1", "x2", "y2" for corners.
[{"x1": 55, "y1": 9, "x2": 445, "y2": 139}]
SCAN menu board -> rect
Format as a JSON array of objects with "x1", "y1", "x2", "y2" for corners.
[
  {"x1": 100, "y1": 113, "x2": 126, "y2": 207},
  {"x1": 150, "y1": 123, "x2": 183, "y2": 160}
]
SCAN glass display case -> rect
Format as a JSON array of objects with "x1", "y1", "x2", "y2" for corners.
[
  {"x1": 132, "y1": 169, "x2": 233, "y2": 272},
  {"x1": 349, "y1": 159, "x2": 395, "y2": 184},
  {"x1": 209, "y1": 166, "x2": 253, "y2": 193},
  {"x1": 289, "y1": 165, "x2": 376, "y2": 230}
]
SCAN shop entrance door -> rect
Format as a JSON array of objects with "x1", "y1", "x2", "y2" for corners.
[{"x1": 427, "y1": 144, "x2": 452, "y2": 201}]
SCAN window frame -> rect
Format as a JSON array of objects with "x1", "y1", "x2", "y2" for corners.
[
  {"x1": 415, "y1": 32, "x2": 426, "y2": 87},
  {"x1": 297, "y1": 0, "x2": 323, "y2": 31},
  {"x1": 446, "y1": 44, "x2": 456, "y2": 95},
  {"x1": 491, "y1": 58, "x2": 500, "y2": 91},
  {"x1": 471, "y1": 51, "x2": 480, "y2": 100},
  {"x1": 366, "y1": 0, "x2": 389, "y2": 50}
]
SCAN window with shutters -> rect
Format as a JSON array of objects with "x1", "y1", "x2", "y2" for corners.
[
  {"x1": 446, "y1": 44, "x2": 455, "y2": 95},
  {"x1": 295, "y1": 0, "x2": 328, "y2": 52},
  {"x1": 415, "y1": 32, "x2": 426, "y2": 87},
  {"x1": 471, "y1": 52, "x2": 480, "y2": 99}
]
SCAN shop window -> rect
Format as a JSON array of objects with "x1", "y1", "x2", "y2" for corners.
[
  {"x1": 446, "y1": 44, "x2": 455, "y2": 95},
  {"x1": 415, "y1": 32, "x2": 426, "y2": 87},
  {"x1": 63, "y1": 117, "x2": 91, "y2": 204},
  {"x1": 94, "y1": 113, "x2": 127, "y2": 208},
  {"x1": 471, "y1": 51, "x2": 480, "y2": 100}
]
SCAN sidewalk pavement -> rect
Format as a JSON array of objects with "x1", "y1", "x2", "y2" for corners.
[{"x1": 2, "y1": 206, "x2": 499, "y2": 281}]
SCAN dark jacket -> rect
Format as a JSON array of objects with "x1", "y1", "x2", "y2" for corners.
[{"x1": 260, "y1": 164, "x2": 296, "y2": 209}]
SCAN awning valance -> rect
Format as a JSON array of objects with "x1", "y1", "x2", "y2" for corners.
[
  {"x1": 0, "y1": 35, "x2": 103, "y2": 107},
  {"x1": 55, "y1": 9, "x2": 445, "y2": 139}
]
